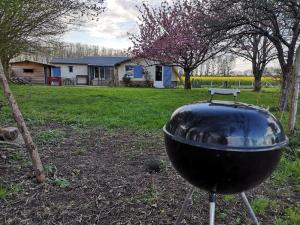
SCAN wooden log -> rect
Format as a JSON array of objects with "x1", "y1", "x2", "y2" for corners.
[{"x1": 0, "y1": 127, "x2": 19, "y2": 141}]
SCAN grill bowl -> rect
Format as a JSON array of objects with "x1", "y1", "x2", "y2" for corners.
[{"x1": 164, "y1": 101, "x2": 288, "y2": 194}]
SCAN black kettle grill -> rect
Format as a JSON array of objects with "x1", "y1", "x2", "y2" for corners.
[{"x1": 163, "y1": 89, "x2": 288, "y2": 225}]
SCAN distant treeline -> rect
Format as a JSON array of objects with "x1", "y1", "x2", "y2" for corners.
[{"x1": 12, "y1": 42, "x2": 127, "y2": 64}]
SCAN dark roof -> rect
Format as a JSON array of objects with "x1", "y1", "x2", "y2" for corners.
[
  {"x1": 10, "y1": 60, "x2": 52, "y2": 67},
  {"x1": 50, "y1": 56, "x2": 129, "y2": 66}
]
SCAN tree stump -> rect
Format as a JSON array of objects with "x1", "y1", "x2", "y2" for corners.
[{"x1": 0, "y1": 127, "x2": 19, "y2": 141}]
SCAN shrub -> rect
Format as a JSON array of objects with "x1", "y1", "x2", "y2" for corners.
[{"x1": 122, "y1": 75, "x2": 131, "y2": 86}]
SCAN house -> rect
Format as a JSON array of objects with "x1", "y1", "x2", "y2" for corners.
[
  {"x1": 10, "y1": 60, "x2": 52, "y2": 84},
  {"x1": 117, "y1": 57, "x2": 178, "y2": 88},
  {"x1": 50, "y1": 56, "x2": 178, "y2": 88},
  {"x1": 50, "y1": 56, "x2": 127, "y2": 86}
]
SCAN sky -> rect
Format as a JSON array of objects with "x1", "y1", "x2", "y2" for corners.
[
  {"x1": 63, "y1": 0, "x2": 142, "y2": 49},
  {"x1": 63, "y1": 0, "x2": 277, "y2": 72}
]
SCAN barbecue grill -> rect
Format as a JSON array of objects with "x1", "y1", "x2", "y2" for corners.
[{"x1": 163, "y1": 89, "x2": 288, "y2": 225}]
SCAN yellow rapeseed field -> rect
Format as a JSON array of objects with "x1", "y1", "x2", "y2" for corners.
[{"x1": 190, "y1": 76, "x2": 278, "y2": 82}]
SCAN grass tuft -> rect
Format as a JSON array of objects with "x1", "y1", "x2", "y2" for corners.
[
  {"x1": 0, "y1": 183, "x2": 22, "y2": 200},
  {"x1": 35, "y1": 129, "x2": 66, "y2": 144},
  {"x1": 49, "y1": 178, "x2": 70, "y2": 188},
  {"x1": 251, "y1": 197, "x2": 271, "y2": 215}
]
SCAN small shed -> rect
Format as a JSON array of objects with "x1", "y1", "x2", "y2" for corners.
[{"x1": 10, "y1": 60, "x2": 52, "y2": 84}]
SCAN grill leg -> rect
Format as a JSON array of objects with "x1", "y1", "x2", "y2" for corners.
[
  {"x1": 174, "y1": 187, "x2": 194, "y2": 225},
  {"x1": 209, "y1": 193, "x2": 216, "y2": 225},
  {"x1": 240, "y1": 192, "x2": 260, "y2": 225}
]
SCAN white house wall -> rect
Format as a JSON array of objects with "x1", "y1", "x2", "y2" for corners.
[
  {"x1": 116, "y1": 59, "x2": 178, "y2": 82},
  {"x1": 117, "y1": 59, "x2": 152, "y2": 81},
  {"x1": 52, "y1": 64, "x2": 88, "y2": 79}
]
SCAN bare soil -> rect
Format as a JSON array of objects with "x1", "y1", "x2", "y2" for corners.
[{"x1": 0, "y1": 123, "x2": 297, "y2": 225}]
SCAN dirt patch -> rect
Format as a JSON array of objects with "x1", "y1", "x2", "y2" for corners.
[{"x1": 0, "y1": 123, "x2": 297, "y2": 225}]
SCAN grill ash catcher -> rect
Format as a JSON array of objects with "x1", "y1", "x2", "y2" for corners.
[{"x1": 163, "y1": 89, "x2": 288, "y2": 225}]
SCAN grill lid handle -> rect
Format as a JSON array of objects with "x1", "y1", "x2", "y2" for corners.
[{"x1": 208, "y1": 88, "x2": 240, "y2": 102}]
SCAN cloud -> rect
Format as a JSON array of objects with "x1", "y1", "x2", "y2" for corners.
[
  {"x1": 78, "y1": 0, "x2": 140, "y2": 40},
  {"x1": 72, "y1": 0, "x2": 174, "y2": 40},
  {"x1": 64, "y1": 0, "x2": 176, "y2": 48}
]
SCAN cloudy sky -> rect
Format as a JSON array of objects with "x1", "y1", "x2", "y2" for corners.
[
  {"x1": 64, "y1": 0, "x2": 143, "y2": 49},
  {"x1": 63, "y1": 0, "x2": 275, "y2": 72}
]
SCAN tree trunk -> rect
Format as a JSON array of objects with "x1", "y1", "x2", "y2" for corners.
[
  {"x1": 0, "y1": 61, "x2": 46, "y2": 183},
  {"x1": 288, "y1": 45, "x2": 300, "y2": 133},
  {"x1": 0, "y1": 56, "x2": 10, "y2": 78},
  {"x1": 184, "y1": 69, "x2": 192, "y2": 90},
  {"x1": 253, "y1": 72, "x2": 263, "y2": 92},
  {"x1": 278, "y1": 71, "x2": 292, "y2": 111}
]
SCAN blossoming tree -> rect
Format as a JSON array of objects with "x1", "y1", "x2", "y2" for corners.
[{"x1": 130, "y1": 0, "x2": 229, "y2": 89}]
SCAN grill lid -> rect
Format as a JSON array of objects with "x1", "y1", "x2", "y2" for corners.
[{"x1": 164, "y1": 101, "x2": 288, "y2": 151}]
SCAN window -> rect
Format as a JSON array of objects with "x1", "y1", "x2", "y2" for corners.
[
  {"x1": 155, "y1": 66, "x2": 163, "y2": 81},
  {"x1": 68, "y1": 66, "x2": 73, "y2": 73},
  {"x1": 95, "y1": 67, "x2": 99, "y2": 78},
  {"x1": 125, "y1": 65, "x2": 134, "y2": 78},
  {"x1": 100, "y1": 67, "x2": 105, "y2": 79},
  {"x1": 105, "y1": 67, "x2": 113, "y2": 80},
  {"x1": 23, "y1": 68, "x2": 34, "y2": 73},
  {"x1": 89, "y1": 66, "x2": 95, "y2": 77}
]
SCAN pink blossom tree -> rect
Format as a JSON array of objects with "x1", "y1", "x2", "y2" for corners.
[{"x1": 130, "y1": 0, "x2": 229, "y2": 90}]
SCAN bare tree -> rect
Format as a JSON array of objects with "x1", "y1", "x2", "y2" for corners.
[
  {"x1": 209, "y1": 0, "x2": 300, "y2": 111},
  {"x1": 231, "y1": 34, "x2": 277, "y2": 92},
  {"x1": 0, "y1": 0, "x2": 105, "y2": 183},
  {"x1": 205, "y1": 61, "x2": 211, "y2": 76},
  {"x1": 216, "y1": 55, "x2": 236, "y2": 76},
  {"x1": 13, "y1": 42, "x2": 127, "y2": 63}
]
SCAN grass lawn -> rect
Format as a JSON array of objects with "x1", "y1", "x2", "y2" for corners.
[
  {"x1": 0, "y1": 85, "x2": 299, "y2": 225},
  {"x1": 0, "y1": 85, "x2": 298, "y2": 130}
]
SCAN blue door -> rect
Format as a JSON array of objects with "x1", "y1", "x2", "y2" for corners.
[
  {"x1": 163, "y1": 66, "x2": 172, "y2": 87},
  {"x1": 52, "y1": 67, "x2": 61, "y2": 77},
  {"x1": 133, "y1": 65, "x2": 143, "y2": 78}
]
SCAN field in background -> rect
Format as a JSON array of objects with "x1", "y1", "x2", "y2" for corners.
[{"x1": 184, "y1": 76, "x2": 280, "y2": 88}]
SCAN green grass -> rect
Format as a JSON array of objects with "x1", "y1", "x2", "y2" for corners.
[
  {"x1": 49, "y1": 178, "x2": 70, "y2": 188},
  {"x1": 273, "y1": 155, "x2": 300, "y2": 185},
  {"x1": 223, "y1": 195, "x2": 235, "y2": 202},
  {"x1": 35, "y1": 129, "x2": 66, "y2": 144},
  {"x1": 0, "y1": 85, "x2": 297, "y2": 130},
  {"x1": 11, "y1": 151, "x2": 24, "y2": 161},
  {"x1": 284, "y1": 207, "x2": 300, "y2": 225},
  {"x1": 0, "y1": 186, "x2": 8, "y2": 199},
  {"x1": 275, "y1": 206, "x2": 300, "y2": 225},
  {"x1": 128, "y1": 187, "x2": 159, "y2": 205},
  {"x1": 251, "y1": 197, "x2": 273, "y2": 215},
  {"x1": 0, "y1": 183, "x2": 22, "y2": 200}
]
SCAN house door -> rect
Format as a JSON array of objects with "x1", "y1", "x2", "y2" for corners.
[
  {"x1": 163, "y1": 66, "x2": 172, "y2": 88},
  {"x1": 154, "y1": 65, "x2": 164, "y2": 88}
]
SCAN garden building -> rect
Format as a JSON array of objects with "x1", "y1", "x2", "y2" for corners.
[{"x1": 10, "y1": 60, "x2": 52, "y2": 84}]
